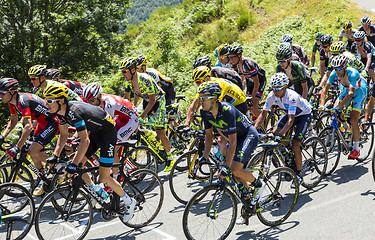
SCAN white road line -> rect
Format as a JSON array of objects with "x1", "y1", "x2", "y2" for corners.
[{"x1": 145, "y1": 225, "x2": 177, "y2": 240}]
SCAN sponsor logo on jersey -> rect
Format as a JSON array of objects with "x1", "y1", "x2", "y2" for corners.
[
  {"x1": 35, "y1": 104, "x2": 49, "y2": 116},
  {"x1": 39, "y1": 125, "x2": 54, "y2": 139},
  {"x1": 209, "y1": 119, "x2": 228, "y2": 128}
]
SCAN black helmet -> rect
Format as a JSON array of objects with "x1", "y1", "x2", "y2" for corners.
[
  {"x1": 276, "y1": 45, "x2": 292, "y2": 61},
  {"x1": 320, "y1": 34, "x2": 333, "y2": 46},
  {"x1": 228, "y1": 45, "x2": 243, "y2": 55},
  {"x1": 47, "y1": 69, "x2": 61, "y2": 80},
  {"x1": 197, "y1": 81, "x2": 222, "y2": 97},
  {"x1": 193, "y1": 56, "x2": 212, "y2": 69},
  {"x1": 361, "y1": 17, "x2": 371, "y2": 25},
  {"x1": 0, "y1": 78, "x2": 19, "y2": 91}
]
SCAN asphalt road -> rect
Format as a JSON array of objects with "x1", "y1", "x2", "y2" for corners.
[
  {"x1": 350, "y1": 0, "x2": 375, "y2": 14},
  {"x1": 24, "y1": 148, "x2": 375, "y2": 240}
]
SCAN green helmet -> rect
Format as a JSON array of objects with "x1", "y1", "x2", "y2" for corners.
[
  {"x1": 276, "y1": 45, "x2": 292, "y2": 61},
  {"x1": 197, "y1": 81, "x2": 222, "y2": 97}
]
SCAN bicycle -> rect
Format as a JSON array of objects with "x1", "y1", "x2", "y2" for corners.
[
  {"x1": 182, "y1": 156, "x2": 299, "y2": 240},
  {"x1": 248, "y1": 133, "x2": 328, "y2": 189},
  {"x1": 319, "y1": 109, "x2": 375, "y2": 175},
  {"x1": 0, "y1": 182, "x2": 35, "y2": 240},
  {"x1": 35, "y1": 163, "x2": 164, "y2": 240}
]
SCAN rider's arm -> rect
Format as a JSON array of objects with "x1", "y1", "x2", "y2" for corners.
[
  {"x1": 225, "y1": 133, "x2": 237, "y2": 168},
  {"x1": 319, "y1": 70, "x2": 331, "y2": 88},
  {"x1": 53, "y1": 124, "x2": 69, "y2": 157},
  {"x1": 301, "y1": 81, "x2": 308, "y2": 99},
  {"x1": 365, "y1": 55, "x2": 372, "y2": 71},
  {"x1": 202, "y1": 128, "x2": 214, "y2": 159},
  {"x1": 185, "y1": 98, "x2": 200, "y2": 125},
  {"x1": 72, "y1": 129, "x2": 90, "y2": 165},
  {"x1": 139, "y1": 94, "x2": 156, "y2": 119},
  {"x1": 311, "y1": 52, "x2": 316, "y2": 68},
  {"x1": 319, "y1": 59, "x2": 326, "y2": 79},
  {"x1": 254, "y1": 110, "x2": 268, "y2": 130},
  {"x1": 16, "y1": 117, "x2": 33, "y2": 149},
  {"x1": 279, "y1": 114, "x2": 295, "y2": 136},
  {"x1": 319, "y1": 83, "x2": 331, "y2": 107},
  {"x1": 124, "y1": 91, "x2": 130, "y2": 101},
  {"x1": 1, "y1": 114, "x2": 18, "y2": 138}
]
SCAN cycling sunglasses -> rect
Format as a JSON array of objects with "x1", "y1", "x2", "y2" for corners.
[
  {"x1": 87, "y1": 97, "x2": 96, "y2": 103},
  {"x1": 199, "y1": 96, "x2": 216, "y2": 101},
  {"x1": 355, "y1": 39, "x2": 363, "y2": 42},
  {"x1": 219, "y1": 56, "x2": 228, "y2": 60},
  {"x1": 46, "y1": 99, "x2": 60, "y2": 104},
  {"x1": 30, "y1": 76, "x2": 39, "y2": 81},
  {"x1": 278, "y1": 59, "x2": 288, "y2": 63},
  {"x1": 195, "y1": 79, "x2": 204, "y2": 85},
  {"x1": 272, "y1": 87, "x2": 283, "y2": 92},
  {"x1": 121, "y1": 69, "x2": 130, "y2": 74},
  {"x1": 322, "y1": 45, "x2": 329, "y2": 48},
  {"x1": 228, "y1": 55, "x2": 239, "y2": 60},
  {"x1": 334, "y1": 66, "x2": 345, "y2": 71}
]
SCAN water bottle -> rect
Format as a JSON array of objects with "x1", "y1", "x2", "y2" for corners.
[
  {"x1": 144, "y1": 129, "x2": 162, "y2": 150},
  {"x1": 346, "y1": 126, "x2": 352, "y2": 140},
  {"x1": 92, "y1": 184, "x2": 108, "y2": 200},
  {"x1": 211, "y1": 145, "x2": 224, "y2": 161}
]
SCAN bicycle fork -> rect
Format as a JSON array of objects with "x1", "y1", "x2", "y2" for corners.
[{"x1": 206, "y1": 182, "x2": 226, "y2": 219}]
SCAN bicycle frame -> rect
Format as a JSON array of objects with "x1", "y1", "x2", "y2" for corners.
[{"x1": 328, "y1": 113, "x2": 351, "y2": 152}]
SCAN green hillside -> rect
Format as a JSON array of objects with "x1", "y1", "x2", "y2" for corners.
[{"x1": 95, "y1": 0, "x2": 375, "y2": 111}]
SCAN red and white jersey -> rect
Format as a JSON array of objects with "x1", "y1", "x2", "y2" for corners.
[{"x1": 102, "y1": 94, "x2": 138, "y2": 122}]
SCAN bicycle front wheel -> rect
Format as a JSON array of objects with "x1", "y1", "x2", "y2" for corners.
[
  {"x1": 121, "y1": 169, "x2": 164, "y2": 228},
  {"x1": 257, "y1": 167, "x2": 299, "y2": 226},
  {"x1": 125, "y1": 145, "x2": 158, "y2": 173},
  {"x1": 35, "y1": 186, "x2": 93, "y2": 240},
  {"x1": 0, "y1": 183, "x2": 35, "y2": 240},
  {"x1": 301, "y1": 136, "x2": 328, "y2": 189},
  {"x1": 319, "y1": 126, "x2": 341, "y2": 176},
  {"x1": 0, "y1": 163, "x2": 36, "y2": 194},
  {"x1": 182, "y1": 184, "x2": 237, "y2": 240}
]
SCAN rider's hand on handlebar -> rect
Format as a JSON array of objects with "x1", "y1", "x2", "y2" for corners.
[
  {"x1": 217, "y1": 165, "x2": 230, "y2": 179},
  {"x1": 6, "y1": 146, "x2": 19, "y2": 159},
  {"x1": 46, "y1": 155, "x2": 59, "y2": 165}
]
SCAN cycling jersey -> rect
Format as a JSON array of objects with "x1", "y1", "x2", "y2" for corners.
[
  {"x1": 312, "y1": 42, "x2": 321, "y2": 54},
  {"x1": 33, "y1": 80, "x2": 82, "y2": 102},
  {"x1": 57, "y1": 101, "x2": 117, "y2": 167},
  {"x1": 214, "y1": 61, "x2": 233, "y2": 69},
  {"x1": 201, "y1": 102, "x2": 259, "y2": 166},
  {"x1": 319, "y1": 48, "x2": 330, "y2": 68},
  {"x1": 102, "y1": 94, "x2": 139, "y2": 142},
  {"x1": 194, "y1": 78, "x2": 246, "y2": 107},
  {"x1": 358, "y1": 24, "x2": 375, "y2": 46},
  {"x1": 59, "y1": 79, "x2": 86, "y2": 96},
  {"x1": 145, "y1": 68, "x2": 176, "y2": 105},
  {"x1": 124, "y1": 73, "x2": 165, "y2": 102},
  {"x1": 8, "y1": 92, "x2": 59, "y2": 146},
  {"x1": 328, "y1": 67, "x2": 367, "y2": 112},
  {"x1": 233, "y1": 57, "x2": 266, "y2": 97},
  {"x1": 263, "y1": 89, "x2": 312, "y2": 117},
  {"x1": 276, "y1": 61, "x2": 314, "y2": 96},
  {"x1": 211, "y1": 66, "x2": 243, "y2": 90},
  {"x1": 357, "y1": 41, "x2": 375, "y2": 68},
  {"x1": 292, "y1": 44, "x2": 309, "y2": 66},
  {"x1": 339, "y1": 29, "x2": 358, "y2": 41}
]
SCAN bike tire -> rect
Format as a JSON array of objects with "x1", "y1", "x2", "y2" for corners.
[
  {"x1": 35, "y1": 186, "x2": 93, "y2": 240},
  {"x1": 0, "y1": 163, "x2": 36, "y2": 195},
  {"x1": 257, "y1": 167, "x2": 299, "y2": 226},
  {"x1": 357, "y1": 116, "x2": 375, "y2": 162},
  {"x1": 121, "y1": 169, "x2": 164, "y2": 228},
  {"x1": 0, "y1": 182, "x2": 35, "y2": 240},
  {"x1": 319, "y1": 126, "x2": 341, "y2": 176},
  {"x1": 182, "y1": 184, "x2": 237, "y2": 240},
  {"x1": 125, "y1": 145, "x2": 158, "y2": 173}
]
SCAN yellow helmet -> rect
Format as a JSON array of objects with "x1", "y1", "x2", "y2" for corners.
[
  {"x1": 119, "y1": 57, "x2": 137, "y2": 70},
  {"x1": 330, "y1": 41, "x2": 345, "y2": 55},
  {"x1": 43, "y1": 81, "x2": 69, "y2": 99},
  {"x1": 192, "y1": 66, "x2": 211, "y2": 82},
  {"x1": 28, "y1": 65, "x2": 47, "y2": 77},
  {"x1": 136, "y1": 55, "x2": 148, "y2": 66},
  {"x1": 343, "y1": 21, "x2": 352, "y2": 30}
]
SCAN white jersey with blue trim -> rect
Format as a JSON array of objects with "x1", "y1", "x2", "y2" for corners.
[{"x1": 263, "y1": 89, "x2": 312, "y2": 116}]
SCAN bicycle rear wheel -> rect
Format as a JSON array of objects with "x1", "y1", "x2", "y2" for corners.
[
  {"x1": 301, "y1": 136, "x2": 328, "y2": 188},
  {"x1": 0, "y1": 163, "x2": 36, "y2": 194},
  {"x1": 125, "y1": 146, "x2": 158, "y2": 173},
  {"x1": 121, "y1": 169, "x2": 164, "y2": 228},
  {"x1": 182, "y1": 184, "x2": 237, "y2": 240},
  {"x1": 257, "y1": 167, "x2": 299, "y2": 226},
  {"x1": 35, "y1": 186, "x2": 93, "y2": 240},
  {"x1": 169, "y1": 150, "x2": 212, "y2": 204},
  {"x1": 357, "y1": 116, "x2": 375, "y2": 162},
  {"x1": 0, "y1": 183, "x2": 35, "y2": 240},
  {"x1": 319, "y1": 126, "x2": 341, "y2": 176}
]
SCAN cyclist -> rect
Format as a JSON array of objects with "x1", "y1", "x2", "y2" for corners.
[
  {"x1": 214, "y1": 44, "x2": 232, "y2": 68},
  {"x1": 228, "y1": 44, "x2": 266, "y2": 117},
  {"x1": 120, "y1": 57, "x2": 175, "y2": 172},
  {"x1": 135, "y1": 55, "x2": 176, "y2": 106},
  {"x1": 358, "y1": 17, "x2": 375, "y2": 47},
  {"x1": 281, "y1": 34, "x2": 310, "y2": 67},
  {"x1": 43, "y1": 82, "x2": 136, "y2": 222},
  {"x1": 196, "y1": 81, "x2": 262, "y2": 225},
  {"x1": 338, "y1": 21, "x2": 358, "y2": 53},
  {"x1": 82, "y1": 83, "x2": 139, "y2": 186},
  {"x1": 353, "y1": 31, "x2": 375, "y2": 81},
  {"x1": 193, "y1": 56, "x2": 243, "y2": 90},
  {"x1": 46, "y1": 68, "x2": 87, "y2": 97},
  {"x1": 28, "y1": 65, "x2": 82, "y2": 102},
  {"x1": 319, "y1": 55, "x2": 367, "y2": 159},
  {"x1": 254, "y1": 72, "x2": 313, "y2": 187},
  {"x1": 275, "y1": 44, "x2": 314, "y2": 99},
  {"x1": 0, "y1": 78, "x2": 61, "y2": 195},
  {"x1": 319, "y1": 34, "x2": 334, "y2": 79},
  {"x1": 185, "y1": 66, "x2": 247, "y2": 126},
  {"x1": 311, "y1": 32, "x2": 324, "y2": 72}
]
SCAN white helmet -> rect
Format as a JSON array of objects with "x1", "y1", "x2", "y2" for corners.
[
  {"x1": 82, "y1": 83, "x2": 102, "y2": 102},
  {"x1": 270, "y1": 73, "x2": 289, "y2": 88}
]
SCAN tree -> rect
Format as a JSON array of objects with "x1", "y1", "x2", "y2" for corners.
[
  {"x1": 0, "y1": 0, "x2": 131, "y2": 89},
  {"x1": 155, "y1": 21, "x2": 179, "y2": 74}
]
